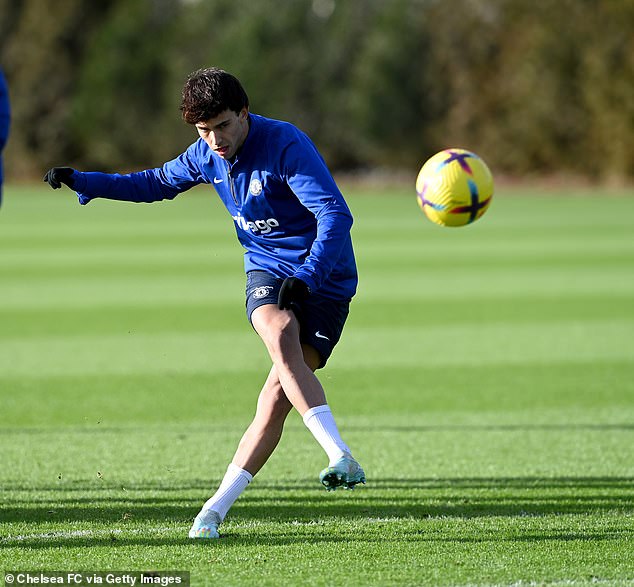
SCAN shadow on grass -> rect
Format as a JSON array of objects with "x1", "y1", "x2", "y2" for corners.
[
  {"x1": 2, "y1": 476, "x2": 633, "y2": 550},
  {"x1": 2, "y1": 518, "x2": 634, "y2": 553}
]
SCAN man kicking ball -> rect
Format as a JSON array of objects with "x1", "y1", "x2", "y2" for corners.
[{"x1": 44, "y1": 67, "x2": 365, "y2": 539}]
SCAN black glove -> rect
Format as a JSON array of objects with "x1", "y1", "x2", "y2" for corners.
[
  {"x1": 278, "y1": 277, "x2": 310, "y2": 310},
  {"x1": 43, "y1": 167, "x2": 75, "y2": 189}
]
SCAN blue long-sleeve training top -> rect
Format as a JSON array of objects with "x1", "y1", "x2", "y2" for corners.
[
  {"x1": 0, "y1": 70, "x2": 10, "y2": 197},
  {"x1": 71, "y1": 113, "x2": 358, "y2": 300}
]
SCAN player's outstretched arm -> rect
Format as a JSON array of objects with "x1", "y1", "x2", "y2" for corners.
[
  {"x1": 42, "y1": 141, "x2": 207, "y2": 206},
  {"x1": 43, "y1": 167, "x2": 75, "y2": 190}
]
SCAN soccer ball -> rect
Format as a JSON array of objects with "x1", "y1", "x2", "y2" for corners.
[{"x1": 416, "y1": 148, "x2": 494, "y2": 227}]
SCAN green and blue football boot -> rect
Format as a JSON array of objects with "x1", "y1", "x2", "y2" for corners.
[{"x1": 319, "y1": 456, "x2": 366, "y2": 491}]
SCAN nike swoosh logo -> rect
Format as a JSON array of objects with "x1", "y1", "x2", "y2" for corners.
[
  {"x1": 213, "y1": 177, "x2": 223, "y2": 184},
  {"x1": 315, "y1": 331, "x2": 330, "y2": 340}
]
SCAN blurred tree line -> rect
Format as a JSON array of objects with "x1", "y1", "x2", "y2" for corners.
[{"x1": 1, "y1": 0, "x2": 632, "y2": 183}]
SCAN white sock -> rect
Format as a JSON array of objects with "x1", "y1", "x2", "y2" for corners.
[
  {"x1": 302, "y1": 404, "x2": 351, "y2": 466},
  {"x1": 202, "y1": 463, "x2": 253, "y2": 522}
]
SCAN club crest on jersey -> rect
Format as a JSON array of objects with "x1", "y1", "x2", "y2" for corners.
[
  {"x1": 252, "y1": 286, "x2": 273, "y2": 299},
  {"x1": 249, "y1": 179, "x2": 263, "y2": 196}
]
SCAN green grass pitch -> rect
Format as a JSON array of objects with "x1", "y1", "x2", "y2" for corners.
[{"x1": 1, "y1": 183, "x2": 633, "y2": 586}]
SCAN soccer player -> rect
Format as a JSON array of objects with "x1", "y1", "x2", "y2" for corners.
[
  {"x1": 44, "y1": 67, "x2": 365, "y2": 539},
  {"x1": 0, "y1": 68, "x2": 10, "y2": 207}
]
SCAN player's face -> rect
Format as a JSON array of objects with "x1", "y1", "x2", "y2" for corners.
[{"x1": 195, "y1": 108, "x2": 250, "y2": 160}]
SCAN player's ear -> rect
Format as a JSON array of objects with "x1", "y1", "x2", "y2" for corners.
[{"x1": 239, "y1": 107, "x2": 249, "y2": 121}]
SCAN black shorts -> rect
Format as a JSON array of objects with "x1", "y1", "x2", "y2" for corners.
[{"x1": 245, "y1": 270, "x2": 350, "y2": 368}]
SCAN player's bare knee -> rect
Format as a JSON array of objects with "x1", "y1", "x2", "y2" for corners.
[
  {"x1": 257, "y1": 384, "x2": 292, "y2": 423},
  {"x1": 269, "y1": 393, "x2": 292, "y2": 424},
  {"x1": 261, "y1": 317, "x2": 300, "y2": 365}
]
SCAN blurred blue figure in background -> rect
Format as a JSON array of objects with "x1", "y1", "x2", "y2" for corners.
[{"x1": 0, "y1": 69, "x2": 10, "y2": 207}]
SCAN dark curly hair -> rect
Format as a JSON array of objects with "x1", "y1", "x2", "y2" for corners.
[{"x1": 180, "y1": 68, "x2": 249, "y2": 124}]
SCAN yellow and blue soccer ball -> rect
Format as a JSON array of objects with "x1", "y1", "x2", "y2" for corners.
[{"x1": 416, "y1": 148, "x2": 494, "y2": 227}]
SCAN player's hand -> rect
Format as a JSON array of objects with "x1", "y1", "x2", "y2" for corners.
[
  {"x1": 43, "y1": 167, "x2": 75, "y2": 189},
  {"x1": 278, "y1": 277, "x2": 310, "y2": 310}
]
